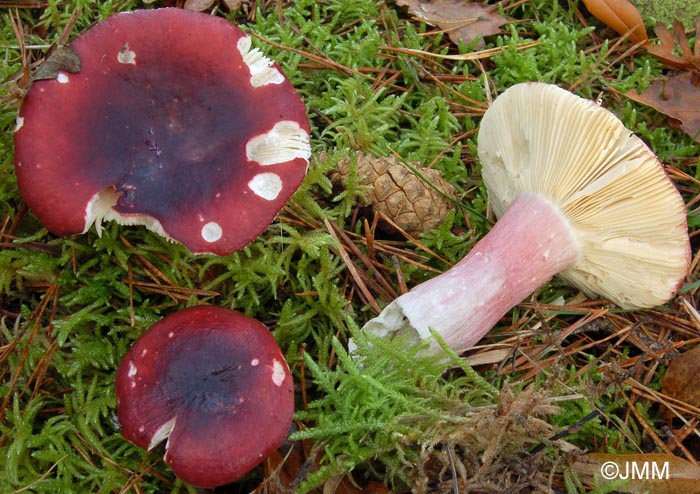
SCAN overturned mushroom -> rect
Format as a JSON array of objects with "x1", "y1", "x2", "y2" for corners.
[
  {"x1": 14, "y1": 8, "x2": 310, "y2": 255},
  {"x1": 362, "y1": 82, "x2": 690, "y2": 354},
  {"x1": 115, "y1": 305, "x2": 294, "y2": 488}
]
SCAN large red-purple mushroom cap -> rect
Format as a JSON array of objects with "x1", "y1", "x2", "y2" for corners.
[
  {"x1": 13, "y1": 8, "x2": 311, "y2": 255},
  {"x1": 115, "y1": 305, "x2": 294, "y2": 488}
]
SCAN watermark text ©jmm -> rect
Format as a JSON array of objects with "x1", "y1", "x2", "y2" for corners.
[{"x1": 600, "y1": 460, "x2": 669, "y2": 481}]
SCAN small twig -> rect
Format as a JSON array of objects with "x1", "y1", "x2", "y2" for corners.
[
  {"x1": 380, "y1": 41, "x2": 539, "y2": 61},
  {"x1": 446, "y1": 444, "x2": 460, "y2": 494},
  {"x1": 249, "y1": 31, "x2": 370, "y2": 79},
  {"x1": 10, "y1": 456, "x2": 67, "y2": 494},
  {"x1": 529, "y1": 410, "x2": 601, "y2": 454},
  {"x1": 376, "y1": 211, "x2": 452, "y2": 267},
  {"x1": 324, "y1": 219, "x2": 381, "y2": 314},
  {"x1": 57, "y1": 7, "x2": 81, "y2": 46}
]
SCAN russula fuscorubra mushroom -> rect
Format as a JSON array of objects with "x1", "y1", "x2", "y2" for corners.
[
  {"x1": 14, "y1": 8, "x2": 310, "y2": 255},
  {"x1": 115, "y1": 306, "x2": 294, "y2": 488},
  {"x1": 361, "y1": 82, "x2": 690, "y2": 355}
]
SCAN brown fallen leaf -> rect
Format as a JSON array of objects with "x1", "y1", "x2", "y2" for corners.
[
  {"x1": 396, "y1": 0, "x2": 508, "y2": 48},
  {"x1": 661, "y1": 345, "x2": 700, "y2": 418},
  {"x1": 646, "y1": 18, "x2": 700, "y2": 73},
  {"x1": 573, "y1": 452, "x2": 700, "y2": 494},
  {"x1": 625, "y1": 72, "x2": 700, "y2": 143},
  {"x1": 184, "y1": 0, "x2": 243, "y2": 10},
  {"x1": 184, "y1": 0, "x2": 215, "y2": 11},
  {"x1": 223, "y1": 0, "x2": 243, "y2": 9},
  {"x1": 264, "y1": 433, "x2": 391, "y2": 494},
  {"x1": 32, "y1": 45, "x2": 81, "y2": 82},
  {"x1": 581, "y1": 0, "x2": 648, "y2": 45}
]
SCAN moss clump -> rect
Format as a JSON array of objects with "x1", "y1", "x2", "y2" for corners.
[
  {"x1": 630, "y1": 0, "x2": 700, "y2": 26},
  {"x1": 291, "y1": 332, "x2": 568, "y2": 493}
]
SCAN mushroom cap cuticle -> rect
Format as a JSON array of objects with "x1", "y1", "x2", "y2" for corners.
[
  {"x1": 115, "y1": 305, "x2": 294, "y2": 488},
  {"x1": 14, "y1": 8, "x2": 311, "y2": 255}
]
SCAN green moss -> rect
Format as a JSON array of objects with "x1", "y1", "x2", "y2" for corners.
[
  {"x1": 1, "y1": 0, "x2": 698, "y2": 492},
  {"x1": 630, "y1": 0, "x2": 700, "y2": 26},
  {"x1": 293, "y1": 332, "x2": 500, "y2": 491}
]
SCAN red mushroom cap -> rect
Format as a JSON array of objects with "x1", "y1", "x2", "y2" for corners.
[
  {"x1": 14, "y1": 8, "x2": 310, "y2": 255},
  {"x1": 115, "y1": 306, "x2": 294, "y2": 488}
]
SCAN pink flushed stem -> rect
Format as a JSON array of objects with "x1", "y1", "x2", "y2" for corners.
[{"x1": 362, "y1": 193, "x2": 580, "y2": 354}]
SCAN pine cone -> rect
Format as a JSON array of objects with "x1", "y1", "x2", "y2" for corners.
[{"x1": 332, "y1": 152, "x2": 457, "y2": 236}]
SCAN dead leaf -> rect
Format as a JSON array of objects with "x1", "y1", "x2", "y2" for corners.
[
  {"x1": 625, "y1": 72, "x2": 700, "y2": 142},
  {"x1": 184, "y1": 0, "x2": 244, "y2": 11},
  {"x1": 646, "y1": 18, "x2": 700, "y2": 73},
  {"x1": 263, "y1": 431, "x2": 391, "y2": 494},
  {"x1": 572, "y1": 453, "x2": 700, "y2": 494},
  {"x1": 223, "y1": 0, "x2": 243, "y2": 9},
  {"x1": 32, "y1": 45, "x2": 81, "y2": 82},
  {"x1": 396, "y1": 0, "x2": 508, "y2": 49},
  {"x1": 661, "y1": 345, "x2": 700, "y2": 418},
  {"x1": 581, "y1": 0, "x2": 648, "y2": 44},
  {"x1": 184, "y1": 0, "x2": 215, "y2": 10}
]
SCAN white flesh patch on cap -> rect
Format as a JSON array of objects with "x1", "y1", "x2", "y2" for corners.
[
  {"x1": 271, "y1": 359, "x2": 286, "y2": 387},
  {"x1": 237, "y1": 36, "x2": 284, "y2": 87},
  {"x1": 246, "y1": 121, "x2": 311, "y2": 166},
  {"x1": 248, "y1": 172, "x2": 283, "y2": 200},
  {"x1": 128, "y1": 361, "x2": 138, "y2": 388},
  {"x1": 118, "y1": 43, "x2": 137, "y2": 64},
  {"x1": 148, "y1": 416, "x2": 177, "y2": 451},
  {"x1": 56, "y1": 72, "x2": 69, "y2": 84},
  {"x1": 84, "y1": 186, "x2": 173, "y2": 241},
  {"x1": 201, "y1": 221, "x2": 222, "y2": 243},
  {"x1": 14, "y1": 116, "x2": 24, "y2": 132}
]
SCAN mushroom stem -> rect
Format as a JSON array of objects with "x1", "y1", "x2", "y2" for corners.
[{"x1": 362, "y1": 193, "x2": 579, "y2": 354}]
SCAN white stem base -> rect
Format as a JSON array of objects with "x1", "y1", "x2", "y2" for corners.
[{"x1": 362, "y1": 193, "x2": 580, "y2": 354}]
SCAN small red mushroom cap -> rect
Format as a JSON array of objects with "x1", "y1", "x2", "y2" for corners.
[
  {"x1": 14, "y1": 8, "x2": 310, "y2": 255},
  {"x1": 115, "y1": 306, "x2": 294, "y2": 488}
]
